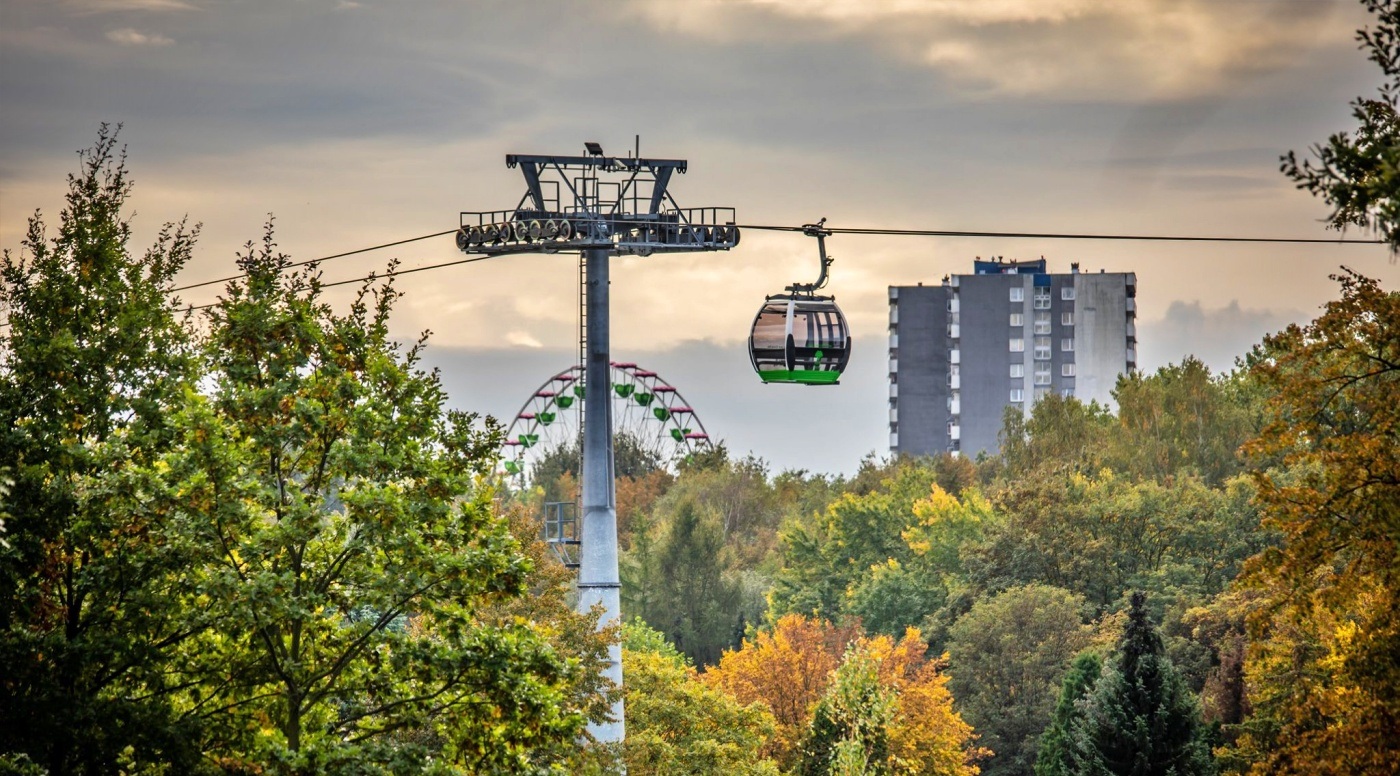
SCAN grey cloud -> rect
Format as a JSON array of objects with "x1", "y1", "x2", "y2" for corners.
[
  {"x1": 105, "y1": 27, "x2": 173, "y2": 45},
  {"x1": 1136, "y1": 299, "x2": 1306, "y2": 374}
]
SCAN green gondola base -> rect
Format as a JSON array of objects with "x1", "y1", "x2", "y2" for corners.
[{"x1": 757, "y1": 369, "x2": 842, "y2": 385}]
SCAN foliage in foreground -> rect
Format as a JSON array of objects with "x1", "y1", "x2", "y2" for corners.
[
  {"x1": 1225, "y1": 270, "x2": 1400, "y2": 775},
  {"x1": 0, "y1": 129, "x2": 608, "y2": 774},
  {"x1": 0, "y1": 124, "x2": 205, "y2": 774},
  {"x1": 621, "y1": 620, "x2": 782, "y2": 776}
]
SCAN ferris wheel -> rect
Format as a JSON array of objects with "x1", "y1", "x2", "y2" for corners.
[{"x1": 499, "y1": 361, "x2": 713, "y2": 485}]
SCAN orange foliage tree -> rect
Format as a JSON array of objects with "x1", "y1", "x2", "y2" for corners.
[
  {"x1": 703, "y1": 613, "x2": 983, "y2": 775},
  {"x1": 702, "y1": 613, "x2": 859, "y2": 763}
]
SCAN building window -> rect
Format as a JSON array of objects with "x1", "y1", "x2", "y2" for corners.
[
  {"x1": 1034, "y1": 312, "x2": 1051, "y2": 334},
  {"x1": 1010, "y1": 364, "x2": 1024, "y2": 378},
  {"x1": 1061, "y1": 312, "x2": 1074, "y2": 326},
  {"x1": 1035, "y1": 387, "x2": 1051, "y2": 401},
  {"x1": 1010, "y1": 338, "x2": 1024, "y2": 353},
  {"x1": 1034, "y1": 370, "x2": 1052, "y2": 386},
  {"x1": 1062, "y1": 287, "x2": 1076, "y2": 300},
  {"x1": 1062, "y1": 338, "x2": 1075, "y2": 352},
  {"x1": 1010, "y1": 313, "x2": 1023, "y2": 327},
  {"x1": 1010, "y1": 287, "x2": 1024, "y2": 302},
  {"x1": 1033, "y1": 292, "x2": 1051, "y2": 310},
  {"x1": 1010, "y1": 388, "x2": 1024, "y2": 403},
  {"x1": 1034, "y1": 336, "x2": 1051, "y2": 360},
  {"x1": 1062, "y1": 363, "x2": 1076, "y2": 377},
  {"x1": 1062, "y1": 388, "x2": 1075, "y2": 398}
]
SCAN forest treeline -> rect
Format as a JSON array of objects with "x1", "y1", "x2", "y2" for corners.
[{"x1": 520, "y1": 262, "x2": 1396, "y2": 776}]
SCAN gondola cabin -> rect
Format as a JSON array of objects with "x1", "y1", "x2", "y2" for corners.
[{"x1": 749, "y1": 293, "x2": 851, "y2": 384}]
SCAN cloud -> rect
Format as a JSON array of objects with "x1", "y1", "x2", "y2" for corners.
[
  {"x1": 105, "y1": 27, "x2": 174, "y2": 46},
  {"x1": 1136, "y1": 299, "x2": 1305, "y2": 374},
  {"x1": 505, "y1": 330, "x2": 544, "y2": 349},
  {"x1": 70, "y1": 0, "x2": 198, "y2": 13},
  {"x1": 633, "y1": 0, "x2": 1357, "y2": 100}
]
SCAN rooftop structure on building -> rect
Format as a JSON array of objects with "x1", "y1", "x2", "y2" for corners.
[{"x1": 888, "y1": 258, "x2": 1136, "y2": 458}]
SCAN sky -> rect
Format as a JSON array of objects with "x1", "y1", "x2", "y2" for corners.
[{"x1": 3, "y1": 0, "x2": 1398, "y2": 475}]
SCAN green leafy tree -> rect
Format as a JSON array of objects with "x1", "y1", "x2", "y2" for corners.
[
  {"x1": 848, "y1": 485, "x2": 991, "y2": 642},
  {"x1": 1108, "y1": 358, "x2": 1254, "y2": 486},
  {"x1": 621, "y1": 620, "x2": 782, "y2": 776},
  {"x1": 999, "y1": 394, "x2": 1114, "y2": 478},
  {"x1": 0, "y1": 125, "x2": 206, "y2": 774},
  {"x1": 1282, "y1": 0, "x2": 1400, "y2": 248},
  {"x1": 165, "y1": 232, "x2": 586, "y2": 772},
  {"x1": 1034, "y1": 651, "x2": 1102, "y2": 776},
  {"x1": 966, "y1": 472, "x2": 1264, "y2": 612},
  {"x1": 946, "y1": 584, "x2": 1092, "y2": 776},
  {"x1": 625, "y1": 497, "x2": 743, "y2": 667},
  {"x1": 799, "y1": 643, "x2": 896, "y2": 776},
  {"x1": 771, "y1": 472, "x2": 930, "y2": 622},
  {"x1": 1070, "y1": 592, "x2": 1214, "y2": 776}
]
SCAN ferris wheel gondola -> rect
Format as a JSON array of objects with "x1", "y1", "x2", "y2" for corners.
[{"x1": 748, "y1": 219, "x2": 851, "y2": 385}]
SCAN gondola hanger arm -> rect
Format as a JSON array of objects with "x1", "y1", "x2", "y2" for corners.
[{"x1": 788, "y1": 217, "x2": 834, "y2": 294}]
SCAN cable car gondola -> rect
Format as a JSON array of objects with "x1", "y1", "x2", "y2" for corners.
[{"x1": 748, "y1": 219, "x2": 851, "y2": 385}]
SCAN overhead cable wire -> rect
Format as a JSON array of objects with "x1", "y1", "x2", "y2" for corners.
[
  {"x1": 0, "y1": 220, "x2": 1385, "y2": 331},
  {"x1": 178, "y1": 253, "x2": 503, "y2": 313},
  {"x1": 168, "y1": 229, "x2": 458, "y2": 294},
  {"x1": 730, "y1": 222, "x2": 1385, "y2": 245}
]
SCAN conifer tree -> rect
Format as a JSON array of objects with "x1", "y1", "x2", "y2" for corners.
[
  {"x1": 1035, "y1": 651, "x2": 1102, "y2": 776},
  {"x1": 1071, "y1": 592, "x2": 1214, "y2": 776}
]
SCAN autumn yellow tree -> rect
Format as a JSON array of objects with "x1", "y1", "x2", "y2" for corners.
[
  {"x1": 705, "y1": 614, "x2": 982, "y2": 775},
  {"x1": 1228, "y1": 270, "x2": 1399, "y2": 775},
  {"x1": 703, "y1": 614, "x2": 859, "y2": 764},
  {"x1": 869, "y1": 629, "x2": 987, "y2": 776}
]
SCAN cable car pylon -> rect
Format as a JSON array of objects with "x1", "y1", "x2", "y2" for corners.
[{"x1": 457, "y1": 141, "x2": 738, "y2": 746}]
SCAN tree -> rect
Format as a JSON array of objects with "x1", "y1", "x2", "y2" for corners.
[
  {"x1": 870, "y1": 630, "x2": 985, "y2": 776},
  {"x1": 0, "y1": 125, "x2": 206, "y2": 774},
  {"x1": 1108, "y1": 358, "x2": 1255, "y2": 486},
  {"x1": 624, "y1": 496, "x2": 744, "y2": 667},
  {"x1": 946, "y1": 584, "x2": 1093, "y2": 776},
  {"x1": 480, "y1": 502, "x2": 619, "y2": 770},
  {"x1": 1225, "y1": 270, "x2": 1400, "y2": 775},
  {"x1": 965, "y1": 472, "x2": 1265, "y2": 612},
  {"x1": 1282, "y1": 0, "x2": 1400, "y2": 249},
  {"x1": 163, "y1": 231, "x2": 587, "y2": 772},
  {"x1": 999, "y1": 394, "x2": 1114, "y2": 478},
  {"x1": 847, "y1": 485, "x2": 991, "y2": 642},
  {"x1": 621, "y1": 620, "x2": 782, "y2": 776},
  {"x1": 1070, "y1": 592, "x2": 1214, "y2": 776},
  {"x1": 1034, "y1": 651, "x2": 1102, "y2": 776},
  {"x1": 799, "y1": 643, "x2": 896, "y2": 776},
  {"x1": 704, "y1": 614, "x2": 861, "y2": 767}
]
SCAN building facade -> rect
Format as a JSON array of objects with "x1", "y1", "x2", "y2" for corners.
[{"x1": 889, "y1": 259, "x2": 1136, "y2": 458}]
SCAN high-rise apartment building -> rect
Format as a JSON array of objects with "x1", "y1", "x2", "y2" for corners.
[{"x1": 889, "y1": 258, "x2": 1136, "y2": 458}]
